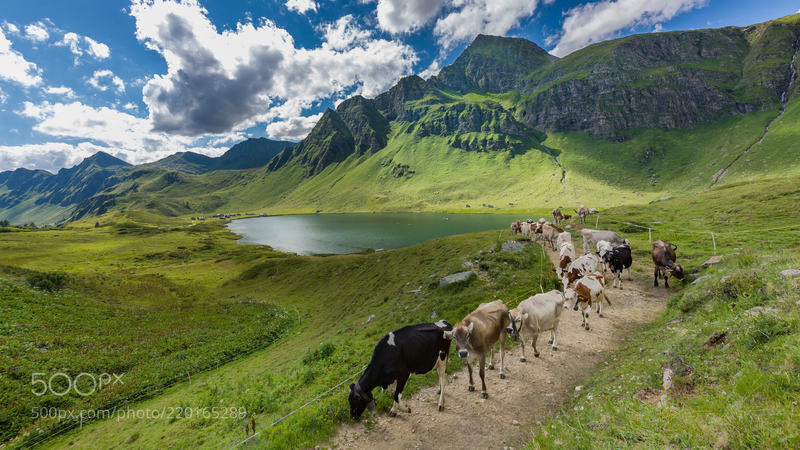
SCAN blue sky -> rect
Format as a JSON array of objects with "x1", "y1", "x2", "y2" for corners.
[{"x1": 0, "y1": 0, "x2": 798, "y2": 172}]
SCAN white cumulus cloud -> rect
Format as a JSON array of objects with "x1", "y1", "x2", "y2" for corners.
[
  {"x1": 44, "y1": 86, "x2": 76, "y2": 98},
  {"x1": 129, "y1": 0, "x2": 418, "y2": 140},
  {"x1": 0, "y1": 28, "x2": 43, "y2": 87},
  {"x1": 17, "y1": 100, "x2": 227, "y2": 168},
  {"x1": 87, "y1": 69, "x2": 125, "y2": 93},
  {"x1": 56, "y1": 31, "x2": 111, "y2": 62},
  {"x1": 376, "y1": 0, "x2": 445, "y2": 34},
  {"x1": 3, "y1": 22, "x2": 20, "y2": 35},
  {"x1": 265, "y1": 113, "x2": 323, "y2": 141},
  {"x1": 433, "y1": 0, "x2": 539, "y2": 51},
  {"x1": 0, "y1": 87, "x2": 7, "y2": 103},
  {"x1": 550, "y1": 0, "x2": 708, "y2": 57},
  {"x1": 285, "y1": 0, "x2": 318, "y2": 14},
  {"x1": 84, "y1": 36, "x2": 111, "y2": 59},
  {"x1": 24, "y1": 22, "x2": 50, "y2": 42},
  {"x1": 0, "y1": 142, "x2": 108, "y2": 173}
]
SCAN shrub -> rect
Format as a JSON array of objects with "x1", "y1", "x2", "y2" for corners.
[
  {"x1": 303, "y1": 342, "x2": 336, "y2": 365},
  {"x1": 740, "y1": 313, "x2": 792, "y2": 349},
  {"x1": 27, "y1": 272, "x2": 68, "y2": 292}
]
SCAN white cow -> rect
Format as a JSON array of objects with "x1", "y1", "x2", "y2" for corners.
[
  {"x1": 581, "y1": 229, "x2": 628, "y2": 255},
  {"x1": 506, "y1": 290, "x2": 564, "y2": 360}
]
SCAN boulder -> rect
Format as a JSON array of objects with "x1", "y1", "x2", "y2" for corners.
[
  {"x1": 702, "y1": 255, "x2": 723, "y2": 267},
  {"x1": 779, "y1": 268, "x2": 800, "y2": 279},
  {"x1": 461, "y1": 261, "x2": 474, "y2": 268},
  {"x1": 691, "y1": 275, "x2": 712, "y2": 285},
  {"x1": 439, "y1": 271, "x2": 476, "y2": 287},
  {"x1": 501, "y1": 240, "x2": 525, "y2": 253}
]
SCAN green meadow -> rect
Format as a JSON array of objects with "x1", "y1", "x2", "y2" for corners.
[{"x1": 0, "y1": 174, "x2": 796, "y2": 448}]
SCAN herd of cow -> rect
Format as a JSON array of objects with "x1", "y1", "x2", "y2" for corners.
[{"x1": 348, "y1": 210, "x2": 686, "y2": 421}]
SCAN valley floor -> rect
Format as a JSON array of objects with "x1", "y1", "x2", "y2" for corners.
[{"x1": 332, "y1": 242, "x2": 672, "y2": 449}]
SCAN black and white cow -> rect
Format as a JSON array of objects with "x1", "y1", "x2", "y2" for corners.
[
  {"x1": 604, "y1": 244, "x2": 633, "y2": 289},
  {"x1": 349, "y1": 320, "x2": 452, "y2": 420}
]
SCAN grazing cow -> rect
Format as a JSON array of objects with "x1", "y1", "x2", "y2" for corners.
[
  {"x1": 349, "y1": 321, "x2": 453, "y2": 419},
  {"x1": 446, "y1": 300, "x2": 508, "y2": 399},
  {"x1": 562, "y1": 214, "x2": 572, "y2": 220},
  {"x1": 603, "y1": 244, "x2": 633, "y2": 289},
  {"x1": 581, "y1": 229, "x2": 629, "y2": 255},
  {"x1": 565, "y1": 273, "x2": 611, "y2": 330},
  {"x1": 507, "y1": 290, "x2": 564, "y2": 360},
  {"x1": 562, "y1": 253, "x2": 601, "y2": 291},
  {"x1": 576, "y1": 205, "x2": 589, "y2": 224},
  {"x1": 510, "y1": 221, "x2": 522, "y2": 234},
  {"x1": 552, "y1": 208, "x2": 564, "y2": 225},
  {"x1": 540, "y1": 223, "x2": 564, "y2": 251},
  {"x1": 652, "y1": 239, "x2": 684, "y2": 288}
]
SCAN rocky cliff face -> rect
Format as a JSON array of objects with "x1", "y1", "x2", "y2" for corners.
[{"x1": 514, "y1": 22, "x2": 800, "y2": 138}]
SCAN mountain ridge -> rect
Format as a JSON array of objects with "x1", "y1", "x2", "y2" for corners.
[{"x1": 2, "y1": 13, "x2": 800, "y2": 224}]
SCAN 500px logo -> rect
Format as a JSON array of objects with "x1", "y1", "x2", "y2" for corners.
[{"x1": 31, "y1": 372, "x2": 124, "y2": 396}]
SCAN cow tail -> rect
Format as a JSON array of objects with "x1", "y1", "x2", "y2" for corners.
[{"x1": 604, "y1": 291, "x2": 612, "y2": 306}]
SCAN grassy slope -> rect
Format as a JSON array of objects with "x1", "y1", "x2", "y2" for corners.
[
  {"x1": 0, "y1": 211, "x2": 297, "y2": 446},
  {"x1": 4, "y1": 213, "x2": 557, "y2": 448},
  {"x1": 525, "y1": 177, "x2": 800, "y2": 448}
]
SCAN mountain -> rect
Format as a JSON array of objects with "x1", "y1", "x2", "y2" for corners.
[
  {"x1": 145, "y1": 138, "x2": 293, "y2": 174},
  {"x1": 0, "y1": 152, "x2": 130, "y2": 224},
  {"x1": 432, "y1": 34, "x2": 557, "y2": 93},
  {"x1": 0, "y1": 139, "x2": 291, "y2": 224},
  {"x1": 2, "y1": 13, "x2": 800, "y2": 223}
]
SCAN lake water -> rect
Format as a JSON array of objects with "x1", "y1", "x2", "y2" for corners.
[{"x1": 228, "y1": 213, "x2": 520, "y2": 255}]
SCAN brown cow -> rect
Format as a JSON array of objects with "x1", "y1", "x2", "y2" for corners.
[
  {"x1": 552, "y1": 208, "x2": 564, "y2": 225},
  {"x1": 652, "y1": 239, "x2": 684, "y2": 288},
  {"x1": 565, "y1": 272, "x2": 611, "y2": 329},
  {"x1": 541, "y1": 223, "x2": 564, "y2": 251},
  {"x1": 510, "y1": 221, "x2": 522, "y2": 234},
  {"x1": 576, "y1": 205, "x2": 589, "y2": 224},
  {"x1": 445, "y1": 300, "x2": 508, "y2": 399}
]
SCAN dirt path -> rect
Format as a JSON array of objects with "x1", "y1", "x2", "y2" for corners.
[{"x1": 331, "y1": 243, "x2": 672, "y2": 450}]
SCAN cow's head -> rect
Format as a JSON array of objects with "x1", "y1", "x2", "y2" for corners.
[
  {"x1": 666, "y1": 262, "x2": 685, "y2": 281},
  {"x1": 444, "y1": 321, "x2": 474, "y2": 359},
  {"x1": 348, "y1": 382, "x2": 375, "y2": 420},
  {"x1": 506, "y1": 308, "x2": 527, "y2": 341}
]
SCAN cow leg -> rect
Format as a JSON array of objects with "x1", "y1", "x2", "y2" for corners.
[
  {"x1": 466, "y1": 361, "x2": 475, "y2": 392},
  {"x1": 479, "y1": 354, "x2": 488, "y2": 399},
  {"x1": 487, "y1": 347, "x2": 494, "y2": 370},
  {"x1": 436, "y1": 353, "x2": 447, "y2": 411},
  {"x1": 499, "y1": 333, "x2": 506, "y2": 379},
  {"x1": 519, "y1": 334, "x2": 527, "y2": 362},
  {"x1": 551, "y1": 322, "x2": 559, "y2": 351},
  {"x1": 389, "y1": 373, "x2": 411, "y2": 415},
  {"x1": 531, "y1": 332, "x2": 540, "y2": 358},
  {"x1": 597, "y1": 297, "x2": 603, "y2": 317},
  {"x1": 664, "y1": 274, "x2": 670, "y2": 289},
  {"x1": 627, "y1": 267, "x2": 632, "y2": 281},
  {"x1": 583, "y1": 306, "x2": 591, "y2": 330},
  {"x1": 653, "y1": 267, "x2": 659, "y2": 287}
]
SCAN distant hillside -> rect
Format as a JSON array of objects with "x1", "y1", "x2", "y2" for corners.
[
  {"x1": 0, "y1": 139, "x2": 292, "y2": 224},
  {"x1": 2, "y1": 14, "x2": 800, "y2": 223},
  {"x1": 143, "y1": 138, "x2": 293, "y2": 174}
]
